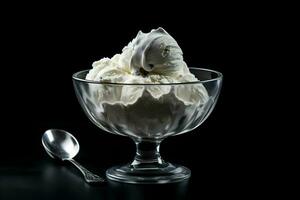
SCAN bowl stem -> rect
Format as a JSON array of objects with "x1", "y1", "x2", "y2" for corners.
[
  {"x1": 106, "y1": 139, "x2": 191, "y2": 183},
  {"x1": 131, "y1": 140, "x2": 167, "y2": 168}
]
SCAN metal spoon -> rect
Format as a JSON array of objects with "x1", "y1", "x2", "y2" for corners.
[{"x1": 42, "y1": 129, "x2": 105, "y2": 183}]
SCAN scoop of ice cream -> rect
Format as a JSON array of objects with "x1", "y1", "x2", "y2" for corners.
[
  {"x1": 84, "y1": 28, "x2": 211, "y2": 138},
  {"x1": 87, "y1": 27, "x2": 190, "y2": 83},
  {"x1": 130, "y1": 27, "x2": 187, "y2": 75},
  {"x1": 86, "y1": 27, "x2": 208, "y2": 106}
]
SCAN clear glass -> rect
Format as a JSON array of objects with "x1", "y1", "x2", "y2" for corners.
[{"x1": 72, "y1": 68, "x2": 223, "y2": 184}]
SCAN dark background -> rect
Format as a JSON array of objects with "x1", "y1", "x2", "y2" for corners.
[{"x1": 0, "y1": 3, "x2": 265, "y2": 199}]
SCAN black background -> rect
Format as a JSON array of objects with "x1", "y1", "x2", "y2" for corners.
[{"x1": 0, "y1": 3, "x2": 265, "y2": 199}]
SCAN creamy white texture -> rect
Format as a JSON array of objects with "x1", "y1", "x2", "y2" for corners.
[
  {"x1": 86, "y1": 28, "x2": 208, "y2": 106},
  {"x1": 129, "y1": 27, "x2": 188, "y2": 75}
]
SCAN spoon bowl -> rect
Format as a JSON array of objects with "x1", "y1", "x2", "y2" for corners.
[{"x1": 42, "y1": 129, "x2": 79, "y2": 160}]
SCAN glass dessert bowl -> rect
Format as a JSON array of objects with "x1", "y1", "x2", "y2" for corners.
[{"x1": 72, "y1": 67, "x2": 223, "y2": 184}]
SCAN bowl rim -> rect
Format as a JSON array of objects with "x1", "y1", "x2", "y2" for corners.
[{"x1": 72, "y1": 67, "x2": 223, "y2": 86}]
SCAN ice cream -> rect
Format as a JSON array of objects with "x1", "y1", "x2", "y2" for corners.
[
  {"x1": 129, "y1": 27, "x2": 188, "y2": 76},
  {"x1": 86, "y1": 27, "x2": 208, "y2": 105},
  {"x1": 84, "y1": 28, "x2": 210, "y2": 138}
]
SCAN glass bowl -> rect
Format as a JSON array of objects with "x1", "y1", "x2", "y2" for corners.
[{"x1": 72, "y1": 68, "x2": 223, "y2": 184}]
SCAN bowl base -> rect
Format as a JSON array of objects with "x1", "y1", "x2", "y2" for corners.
[{"x1": 106, "y1": 162, "x2": 191, "y2": 184}]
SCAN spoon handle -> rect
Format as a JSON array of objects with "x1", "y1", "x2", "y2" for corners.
[{"x1": 69, "y1": 159, "x2": 105, "y2": 183}]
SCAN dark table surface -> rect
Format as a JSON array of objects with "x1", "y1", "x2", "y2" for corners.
[
  {"x1": 1, "y1": 159, "x2": 191, "y2": 200},
  {"x1": 0, "y1": 116, "x2": 247, "y2": 200}
]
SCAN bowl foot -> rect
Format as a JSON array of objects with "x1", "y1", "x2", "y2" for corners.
[{"x1": 106, "y1": 162, "x2": 191, "y2": 184}]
